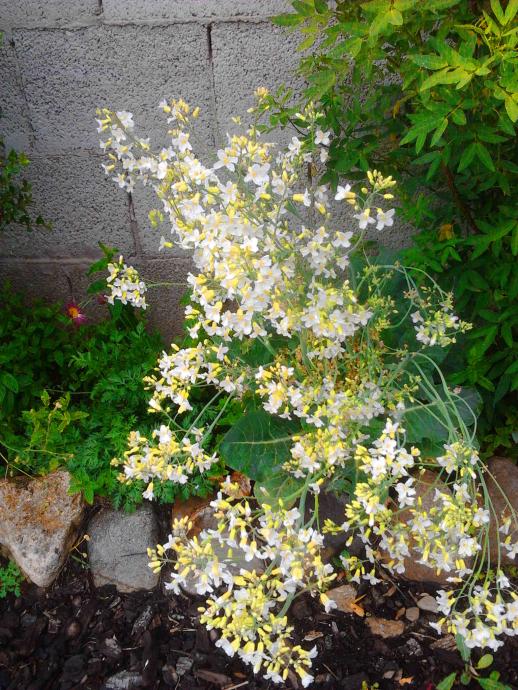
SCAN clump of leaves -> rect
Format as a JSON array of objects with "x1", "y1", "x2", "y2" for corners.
[
  {"x1": 0, "y1": 559, "x2": 23, "y2": 598},
  {"x1": 270, "y1": 0, "x2": 518, "y2": 455}
]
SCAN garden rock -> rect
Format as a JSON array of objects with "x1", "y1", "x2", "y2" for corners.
[
  {"x1": 485, "y1": 456, "x2": 518, "y2": 566},
  {"x1": 88, "y1": 504, "x2": 159, "y2": 593},
  {"x1": 170, "y1": 495, "x2": 263, "y2": 596},
  {"x1": 326, "y1": 584, "x2": 359, "y2": 614},
  {"x1": 366, "y1": 617, "x2": 405, "y2": 639},
  {"x1": 0, "y1": 470, "x2": 84, "y2": 587},
  {"x1": 383, "y1": 470, "x2": 452, "y2": 585}
]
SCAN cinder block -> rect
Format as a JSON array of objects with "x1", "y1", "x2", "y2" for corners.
[
  {"x1": 133, "y1": 257, "x2": 195, "y2": 342},
  {"x1": 0, "y1": 258, "x2": 93, "y2": 306},
  {"x1": 0, "y1": 0, "x2": 99, "y2": 29},
  {"x1": 0, "y1": 153, "x2": 134, "y2": 258},
  {"x1": 13, "y1": 23, "x2": 215, "y2": 155},
  {"x1": 102, "y1": 0, "x2": 292, "y2": 22},
  {"x1": 0, "y1": 36, "x2": 32, "y2": 151},
  {"x1": 211, "y1": 21, "x2": 303, "y2": 145}
]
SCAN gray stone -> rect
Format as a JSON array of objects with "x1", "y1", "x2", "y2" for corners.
[
  {"x1": 486, "y1": 456, "x2": 518, "y2": 567},
  {"x1": 88, "y1": 504, "x2": 159, "y2": 592},
  {"x1": 0, "y1": 153, "x2": 133, "y2": 258},
  {"x1": 211, "y1": 21, "x2": 303, "y2": 146},
  {"x1": 326, "y1": 584, "x2": 359, "y2": 614},
  {"x1": 0, "y1": 471, "x2": 85, "y2": 587},
  {"x1": 405, "y1": 606, "x2": 420, "y2": 622},
  {"x1": 13, "y1": 23, "x2": 215, "y2": 155},
  {"x1": 103, "y1": 672, "x2": 143, "y2": 690},
  {"x1": 417, "y1": 594, "x2": 439, "y2": 613},
  {"x1": 169, "y1": 494, "x2": 263, "y2": 597},
  {"x1": 366, "y1": 617, "x2": 405, "y2": 639},
  {"x1": 102, "y1": 0, "x2": 292, "y2": 21}
]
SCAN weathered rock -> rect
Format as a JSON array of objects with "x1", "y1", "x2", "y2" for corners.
[
  {"x1": 485, "y1": 456, "x2": 518, "y2": 566},
  {"x1": 383, "y1": 470, "x2": 452, "y2": 585},
  {"x1": 88, "y1": 504, "x2": 159, "y2": 593},
  {"x1": 0, "y1": 470, "x2": 84, "y2": 587},
  {"x1": 405, "y1": 606, "x2": 420, "y2": 622},
  {"x1": 170, "y1": 494, "x2": 263, "y2": 596},
  {"x1": 103, "y1": 671, "x2": 143, "y2": 690},
  {"x1": 417, "y1": 594, "x2": 439, "y2": 613},
  {"x1": 326, "y1": 584, "x2": 360, "y2": 614},
  {"x1": 366, "y1": 617, "x2": 405, "y2": 639}
]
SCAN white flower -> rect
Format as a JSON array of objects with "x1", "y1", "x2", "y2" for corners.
[
  {"x1": 354, "y1": 208, "x2": 376, "y2": 230},
  {"x1": 334, "y1": 184, "x2": 352, "y2": 201},
  {"x1": 375, "y1": 208, "x2": 395, "y2": 231},
  {"x1": 244, "y1": 163, "x2": 270, "y2": 186},
  {"x1": 315, "y1": 129, "x2": 331, "y2": 146}
]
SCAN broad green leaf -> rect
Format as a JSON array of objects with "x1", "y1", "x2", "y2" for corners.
[
  {"x1": 505, "y1": 96, "x2": 518, "y2": 123},
  {"x1": 410, "y1": 54, "x2": 447, "y2": 70},
  {"x1": 420, "y1": 67, "x2": 465, "y2": 91},
  {"x1": 437, "y1": 673, "x2": 457, "y2": 690},
  {"x1": 451, "y1": 109, "x2": 467, "y2": 125},
  {"x1": 511, "y1": 224, "x2": 518, "y2": 256},
  {"x1": 272, "y1": 13, "x2": 304, "y2": 26},
  {"x1": 490, "y1": 0, "x2": 505, "y2": 24},
  {"x1": 457, "y1": 142, "x2": 477, "y2": 172},
  {"x1": 254, "y1": 471, "x2": 302, "y2": 508},
  {"x1": 387, "y1": 8, "x2": 403, "y2": 25},
  {"x1": 474, "y1": 142, "x2": 496, "y2": 171},
  {"x1": 403, "y1": 387, "x2": 481, "y2": 443},
  {"x1": 314, "y1": 0, "x2": 328, "y2": 13},
  {"x1": 503, "y1": 0, "x2": 518, "y2": 24},
  {"x1": 430, "y1": 117, "x2": 448, "y2": 146},
  {"x1": 1, "y1": 371, "x2": 19, "y2": 393},
  {"x1": 220, "y1": 409, "x2": 299, "y2": 481}
]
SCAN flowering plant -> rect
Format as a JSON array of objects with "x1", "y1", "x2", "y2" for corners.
[{"x1": 98, "y1": 95, "x2": 517, "y2": 685}]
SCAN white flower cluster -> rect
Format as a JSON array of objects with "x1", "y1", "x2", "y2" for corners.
[
  {"x1": 112, "y1": 425, "x2": 219, "y2": 500},
  {"x1": 335, "y1": 420, "x2": 518, "y2": 652},
  {"x1": 106, "y1": 256, "x2": 147, "y2": 310},
  {"x1": 148, "y1": 479, "x2": 335, "y2": 687},
  {"x1": 97, "y1": 100, "x2": 398, "y2": 360}
]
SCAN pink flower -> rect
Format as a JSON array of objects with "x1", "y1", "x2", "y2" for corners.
[{"x1": 65, "y1": 302, "x2": 87, "y2": 325}]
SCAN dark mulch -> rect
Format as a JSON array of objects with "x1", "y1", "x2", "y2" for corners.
[
  {"x1": 1, "y1": 557, "x2": 517, "y2": 690},
  {"x1": 1, "y1": 502, "x2": 517, "y2": 690}
]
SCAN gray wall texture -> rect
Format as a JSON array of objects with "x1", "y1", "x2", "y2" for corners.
[{"x1": 0, "y1": 0, "x2": 412, "y2": 340}]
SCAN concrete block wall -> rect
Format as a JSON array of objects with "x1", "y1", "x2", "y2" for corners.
[{"x1": 0, "y1": 1, "x2": 414, "y2": 341}]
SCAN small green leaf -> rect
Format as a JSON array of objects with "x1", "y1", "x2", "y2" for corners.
[
  {"x1": 430, "y1": 117, "x2": 448, "y2": 146},
  {"x1": 387, "y1": 8, "x2": 403, "y2": 25},
  {"x1": 272, "y1": 12, "x2": 303, "y2": 26},
  {"x1": 410, "y1": 54, "x2": 448, "y2": 70},
  {"x1": 490, "y1": 0, "x2": 505, "y2": 23},
  {"x1": 314, "y1": 0, "x2": 328, "y2": 13},
  {"x1": 1, "y1": 372, "x2": 19, "y2": 393},
  {"x1": 504, "y1": 96, "x2": 518, "y2": 123},
  {"x1": 458, "y1": 142, "x2": 477, "y2": 172},
  {"x1": 437, "y1": 672, "x2": 457, "y2": 690},
  {"x1": 477, "y1": 654, "x2": 494, "y2": 670},
  {"x1": 474, "y1": 142, "x2": 496, "y2": 171}
]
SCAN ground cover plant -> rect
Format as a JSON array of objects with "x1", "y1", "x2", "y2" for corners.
[
  {"x1": 268, "y1": 0, "x2": 518, "y2": 458},
  {"x1": 97, "y1": 96, "x2": 517, "y2": 687}
]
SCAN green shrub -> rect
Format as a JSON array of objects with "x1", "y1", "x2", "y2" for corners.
[
  {"x1": 270, "y1": 0, "x2": 518, "y2": 454},
  {"x1": 0, "y1": 559, "x2": 23, "y2": 598}
]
